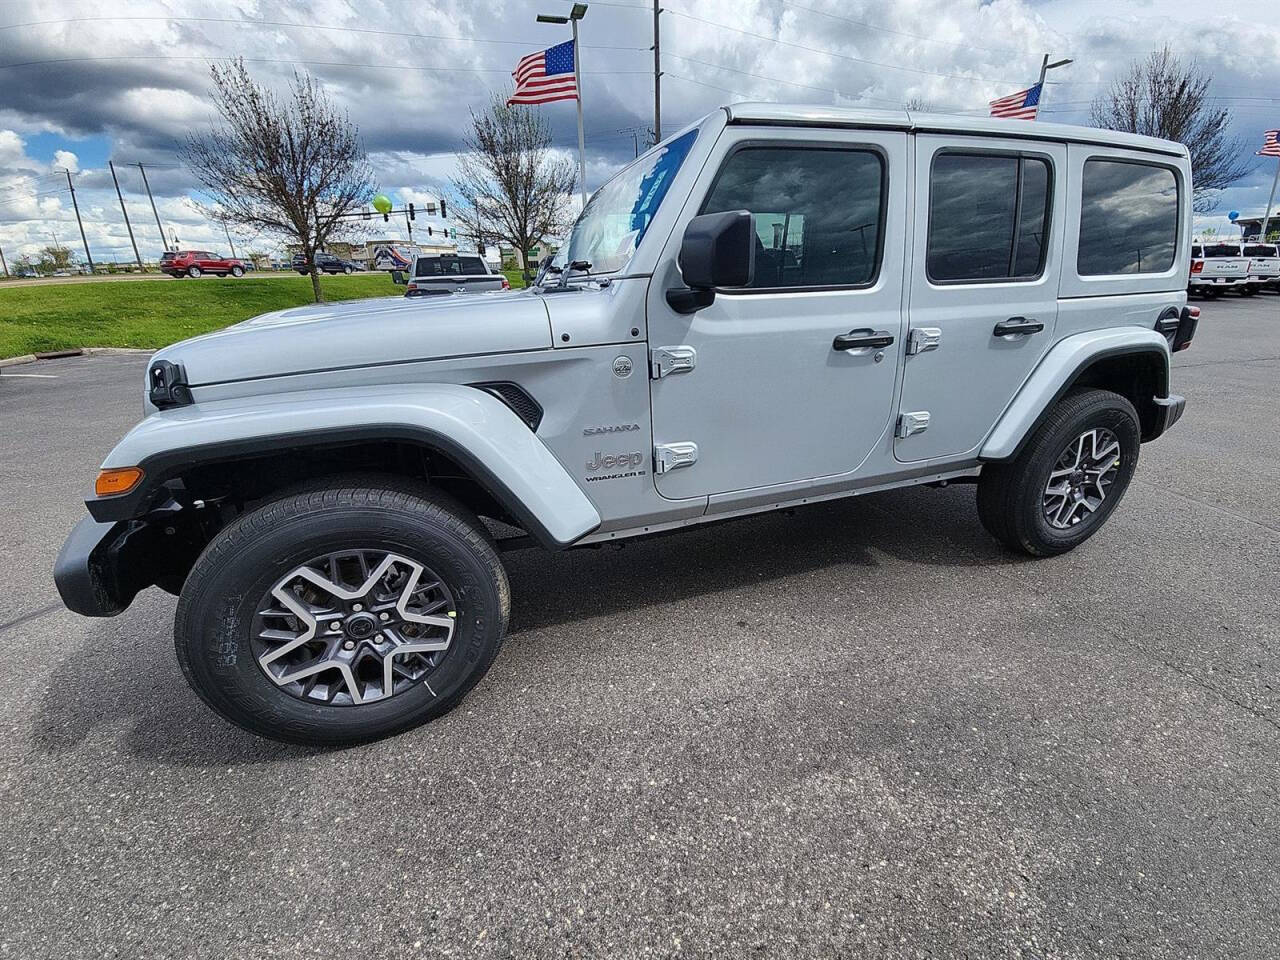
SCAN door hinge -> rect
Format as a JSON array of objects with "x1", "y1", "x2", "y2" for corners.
[
  {"x1": 653, "y1": 441, "x2": 699, "y2": 474},
  {"x1": 896, "y1": 411, "x2": 930, "y2": 439},
  {"x1": 906, "y1": 327, "x2": 941, "y2": 356},
  {"x1": 651, "y1": 345, "x2": 697, "y2": 379}
]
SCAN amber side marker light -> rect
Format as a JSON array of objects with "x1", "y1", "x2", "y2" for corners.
[{"x1": 95, "y1": 466, "x2": 144, "y2": 497}]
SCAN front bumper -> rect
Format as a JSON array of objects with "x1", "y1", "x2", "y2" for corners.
[
  {"x1": 53, "y1": 517, "x2": 161, "y2": 617},
  {"x1": 1153, "y1": 394, "x2": 1186, "y2": 435}
]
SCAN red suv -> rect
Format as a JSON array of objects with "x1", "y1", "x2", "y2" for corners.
[{"x1": 161, "y1": 250, "x2": 245, "y2": 278}]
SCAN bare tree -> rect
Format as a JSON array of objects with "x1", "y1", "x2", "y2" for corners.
[
  {"x1": 1091, "y1": 46, "x2": 1252, "y2": 213},
  {"x1": 182, "y1": 60, "x2": 374, "y2": 302},
  {"x1": 451, "y1": 92, "x2": 577, "y2": 282}
]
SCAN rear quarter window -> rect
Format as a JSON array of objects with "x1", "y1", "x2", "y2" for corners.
[
  {"x1": 1077, "y1": 159, "x2": 1178, "y2": 276},
  {"x1": 458, "y1": 256, "x2": 486, "y2": 274}
]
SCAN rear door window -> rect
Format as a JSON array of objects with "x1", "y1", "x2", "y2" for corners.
[
  {"x1": 1244, "y1": 244, "x2": 1277, "y2": 257},
  {"x1": 927, "y1": 153, "x2": 1052, "y2": 283},
  {"x1": 1203, "y1": 244, "x2": 1239, "y2": 258},
  {"x1": 1077, "y1": 159, "x2": 1178, "y2": 275}
]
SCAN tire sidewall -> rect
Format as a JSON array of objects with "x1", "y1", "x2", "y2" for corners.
[
  {"x1": 1017, "y1": 397, "x2": 1140, "y2": 553},
  {"x1": 187, "y1": 265, "x2": 202, "y2": 278},
  {"x1": 178, "y1": 500, "x2": 505, "y2": 743}
]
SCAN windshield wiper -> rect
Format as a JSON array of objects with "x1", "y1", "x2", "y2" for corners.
[{"x1": 558, "y1": 260, "x2": 593, "y2": 288}]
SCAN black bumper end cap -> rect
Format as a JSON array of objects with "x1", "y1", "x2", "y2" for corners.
[
  {"x1": 53, "y1": 517, "x2": 128, "y2": 618},
  {"x1": 1154, "y1": 393, "x2": 1186, "y2": 434}
]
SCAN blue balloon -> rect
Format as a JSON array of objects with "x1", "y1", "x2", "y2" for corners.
[{"x1": 1228, "y1": 210, "x2": 1239, "y2": 221}]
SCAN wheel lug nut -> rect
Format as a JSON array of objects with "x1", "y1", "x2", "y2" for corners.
[
  {"x1": 330, "y1": 622, "x2": 342, "y2": 632},
  {"x1": 352, "y1": 603, "x2": 363, "y2": 612},
  {"x1": 379, "y1": 612, "x2": 390, "y2": 621},
  {"x1": 343, "y1": 640, "x2": 355, "y2": 650}
]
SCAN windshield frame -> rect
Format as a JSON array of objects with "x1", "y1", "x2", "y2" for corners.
[{"x1": 548, "y1": 126, "x2": 702, "y2": 280}]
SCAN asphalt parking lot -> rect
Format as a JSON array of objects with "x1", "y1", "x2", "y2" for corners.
[{"x1": 1, "y1": 295, "x2": 1277, "y2": 958}]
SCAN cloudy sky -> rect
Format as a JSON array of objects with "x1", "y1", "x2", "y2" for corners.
[{"x1": 0, "y1": 0, "x2": 1277, "y2": 263}]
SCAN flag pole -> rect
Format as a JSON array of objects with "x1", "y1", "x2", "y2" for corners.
[
  {"x1": 573, "y1": 20, "x2": 587, "y2": 206},
  {"x1": 1261, "y1": 156, "x2": 1280, "y2": 242}
]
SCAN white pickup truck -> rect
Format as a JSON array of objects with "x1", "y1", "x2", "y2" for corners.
[
  {"x1": 1243, "y1": 242, "x2": 1280, "y2": 292},
  {"x1": 1188, "y1": 242, "x2": 1250, "y2": 297}
]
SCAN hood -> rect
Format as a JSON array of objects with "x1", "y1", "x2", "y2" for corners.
[{"x1": 154, "y1": 291, "x2": 553, "y2": 386}]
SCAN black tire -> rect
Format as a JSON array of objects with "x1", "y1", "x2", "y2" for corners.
[
  {"x1": 977, "y1": 388, "x2": 1141, "y2": 557},
  {"x1": 343, "y1": 265, "x2": 353, "y2": 274},
  {"x1": 175, "y1": 478, "x2": 510, "y2": 746},
  {"x1": 297, "y1": 270, "x2": 308, "y2": 275},
  {"x1": 230, "y1": 265, "x2": 244, "y2": 277}
]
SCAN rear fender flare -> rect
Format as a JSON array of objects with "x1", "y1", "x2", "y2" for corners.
[
  {"x1": 89, "y1": 382, "x2": 601, "y2": 549},
  {"x1": 980, "y1": 327, "x2": 1171, "y2": 461}
]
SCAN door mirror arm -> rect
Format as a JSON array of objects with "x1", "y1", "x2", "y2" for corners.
[{"x1": 665, "y1": 209, "x2": 755, "y2": 314}]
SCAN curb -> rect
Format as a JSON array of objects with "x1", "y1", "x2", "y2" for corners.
[{"x1": 0, "y1": 346, "x2": 151, "y2": 367}]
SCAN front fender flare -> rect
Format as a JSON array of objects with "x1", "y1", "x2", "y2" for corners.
[
  {"x1": 88, "y1": 383, "x2": 602, "y2": 549},
  {"x1": 980, "y1": 327, "x2": 1171, "y2": 461}
]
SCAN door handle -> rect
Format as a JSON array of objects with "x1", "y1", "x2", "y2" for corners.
[
  {"x1": 993, "y1": 317, "x2": 1044, "y2": 337},
  {"x1": 833, "y1": 328, "x2": 895, "y2": 351}
]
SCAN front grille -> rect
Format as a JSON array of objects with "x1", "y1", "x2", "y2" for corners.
[{"x1": 469, "y1": 382, "x2": 543, "y2": 431}]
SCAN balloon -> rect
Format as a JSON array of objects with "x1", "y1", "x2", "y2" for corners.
[
  {"x1": 1228, "y1": 210, "x2": 1239, "y2": 221},
  {"x1": 372, "y1": 194, "x2": 392, "y2": 215}
]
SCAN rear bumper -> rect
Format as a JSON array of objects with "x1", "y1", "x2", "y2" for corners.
[
  {"x1": 1189, "y1": 277, "x2": 1246, "y2": 287},
  {"x1": 53, "y1": 516, "x2": 161, "y2": 617}
]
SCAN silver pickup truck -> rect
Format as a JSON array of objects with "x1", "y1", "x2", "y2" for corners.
[
  {"x1": 55, "y1": 103, "x2": 1197, "y2": 746},
  {"x1": 399, "y1": 253, "x2": 510, "y2": 296}
]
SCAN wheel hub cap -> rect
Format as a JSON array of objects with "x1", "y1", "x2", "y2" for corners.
[
  {"x1": 250, "y1": 549, "x2": 456, "y2": 706},
  {"x1": 1042, "y1": 427, "x2": 1121, "y2": 530}
]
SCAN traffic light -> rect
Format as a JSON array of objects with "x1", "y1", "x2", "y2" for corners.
[
  {"x1": 427, "y1": 226, "x2": 433, "y2": 237},
  {"x1": 382, "y1": 212, "x2": 389, "y2": 222},
  {"x1": 440, "y1": 199, "x2": 447, "y2": 218},
  {"x1": 408, "y1": 203, "x2": 415, "y2": 221}
]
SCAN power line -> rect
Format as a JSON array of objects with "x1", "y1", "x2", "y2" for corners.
[
  {"x1": 661, "y1": 7, "x2": 1033, "y2": 86},
  {"x1": 0, "y1": 53, "x2": 650, "y2": 76},
  {"x1": 0, "y1": 15, "x2": 648, "y2": 52}
]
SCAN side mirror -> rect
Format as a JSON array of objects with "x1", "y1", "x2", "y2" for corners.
[
  {"x1": 390, "y1": 270, "x2": 406, "y2": 285},
  {"x1": 667, "y1": 210, "x2": 755, "y2": 314}
]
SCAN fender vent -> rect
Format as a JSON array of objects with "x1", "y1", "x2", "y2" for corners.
[{"x1": 469, "y1": 381, "x2": 543, "y2": 431}]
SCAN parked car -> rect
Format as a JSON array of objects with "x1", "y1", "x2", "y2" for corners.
[
  {"x1": 1243, "y1": 241, "x2": 1280, "y2": 292},
  {"x1": 55, "y1": 104, "x2": 1197, "y2": 746},
  {"x1": 160, "y1": 250, "x2": 245, "y2": 278},
  {"x1": 400, "y1": 253, "x2": 509, "y2": 296},
  {"x1": 1187, "y1": 242, "x2": 1251, "y2": 297},
  {"x1": 293, "y1": 252, "x2": 360, "y2": 275}
]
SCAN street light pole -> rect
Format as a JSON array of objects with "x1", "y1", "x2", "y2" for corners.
[
  {"x1": 537, "y1": 4, "x2": 589, "y2": 206},
  {"x1": 653, "y1": 0, "x2": 662, "y2": 142},
  {"x1": 1035, "y1": 54, "x2": 1073, "y2": 115},
  {"x1": 64, "y1": 168, "x2": 94, "y2": 274},
  {"x1": 135, "y1": 162, "x2": 169, "y2": 252},
  {"x1": 109, "y1": 160, "x2": 144, "y2": 271}
]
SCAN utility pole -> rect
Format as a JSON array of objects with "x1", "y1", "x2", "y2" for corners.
[
  {"x1": 1260, "y1": 156, "x2": 1279, "y2": 243},
  {"x1": 653, "y1": 0, "x2": 662, "y2": 141},
  {"x1": 0, "y1": 245, "x2": 8, "y2": 277},
  {"x1": 135, "y1": 162, "x2": 168, "y2": 252},
  {"x1": 1035, "y1": 54, "x2": 1073, "y2": 115},
  {"x1": 108, "y1": 160, "x2": 144, "y2": 271},
  {"x1": 64, "y1": 168, "x2": 94, "y2": 274},
  {"x1": 222, "y1": 221, "x2": 238, "y2": 259}
]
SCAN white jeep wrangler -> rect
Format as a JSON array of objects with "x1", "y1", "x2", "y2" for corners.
[{"x1": 55, "y1": 104, "x2": 1197, "y2": 745}]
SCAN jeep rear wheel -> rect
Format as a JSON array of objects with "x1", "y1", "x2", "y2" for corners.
[
  {"x1": 977, "y1": 388, "x2": 1141, "y2": 556},
  {"x1": 174, "y1": 479, "x2": 509, "y2": 746}
]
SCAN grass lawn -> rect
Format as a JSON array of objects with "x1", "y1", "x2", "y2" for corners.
[{"x1": 0, "y1": 270, "x2": 528, "y2": 359}]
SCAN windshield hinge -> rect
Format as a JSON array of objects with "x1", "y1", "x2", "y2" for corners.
[{"x1": 148, "y1": 360, "x2": 192, "y2": 409}]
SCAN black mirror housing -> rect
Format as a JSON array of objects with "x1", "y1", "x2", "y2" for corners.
[
  {"x1": 390, "y1": 270, "x2": 406, "y2": 285},
  {"x1": 667, "y1": 210, "x2": 755, "y2": 313}
]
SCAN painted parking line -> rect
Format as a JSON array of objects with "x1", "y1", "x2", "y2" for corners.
[{"x1": 0, "y1": 373, "x2": 58, "y2": 378}]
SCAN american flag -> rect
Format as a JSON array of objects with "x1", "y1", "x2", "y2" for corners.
[
  {"x1": 1258, "y1": 129, "x2": 1280, "y2": 158},
  {"x1": 507, "y1": 39, "x2": 578, "y2": 105},
  {"x1": 989, "y1": 82, "x2": 1042, "y2": 120}
]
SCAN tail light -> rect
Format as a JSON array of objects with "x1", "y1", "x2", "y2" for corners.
[
  {"x1": 405, "y1": 282, "x2": 418, "y2": 293},
  {"x1": 1173, "y1": 305, "x2": 1199, "y2": 353},
  {"x1": 1190, "y1": 260, "x2": 1204, "y2": 274},
  {"x1": 501, "y1": 277, "x2": 511, "y2": 290}
]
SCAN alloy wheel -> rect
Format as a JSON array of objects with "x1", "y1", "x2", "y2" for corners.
[
  {"x1": 1042, "y1": 427, "x2": 1121, "y2": 530},
  {"x1": 251, "y1": 549, "x2": 456, "y2": 706}
]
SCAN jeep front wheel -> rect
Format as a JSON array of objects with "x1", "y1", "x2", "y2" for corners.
[
  {"x1": 174, "y1": 479, "x2": 510, "y2": 746},
  {"x1": 977, "y1": 388, "x2": 1141, "y2": 556}
]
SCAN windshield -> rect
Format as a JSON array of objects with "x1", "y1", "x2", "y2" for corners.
[{"x1": 552, "y1": 128, "x2": 698, "y2": 275}]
